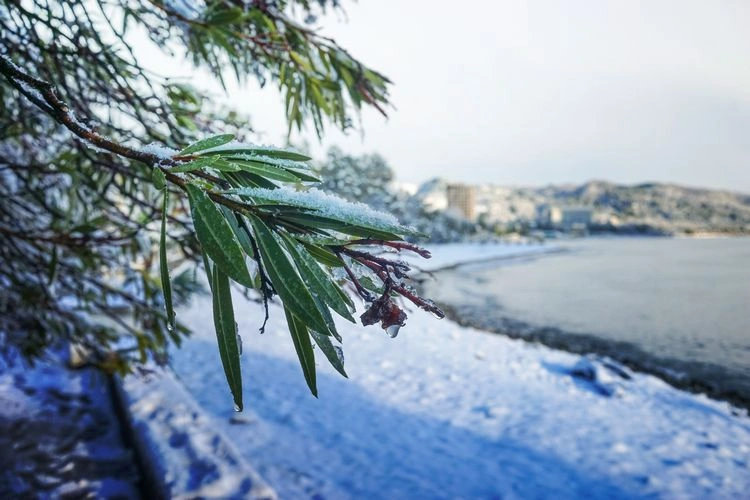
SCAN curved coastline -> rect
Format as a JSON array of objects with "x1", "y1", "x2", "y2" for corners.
[{"x1": 419, "y1": 247, "x2": 750, "y2": 412}]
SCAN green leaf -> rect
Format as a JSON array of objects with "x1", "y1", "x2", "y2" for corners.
[
  {"x1": 220, "y1": 206, "x2": 252, "y2": 250},
  {"x1": 212, "y1": 265, "x2": 243, "y2": 410},
  {"x1": 170, "y1": 155, "x2": 219, "y2": 173},
  {"x1": 221, "y1": 153, "x2": 312, "y2": 171},
  {"x1": 159, "y1": 189, "x2": 175, "y2": 330},
  {"x1": 205, "y1": 6, "x2": 243, "y2": 25},
  {"x1": 299, "y1": 241, "x2": 347, "y2": 268},
  {"x1": 152, "y1": 167, "x2": 166, "y2": 190},
  {"x1": 309, "y1": 329, "x2": 347, "y2": 378},
  {"x1": 225, "y1": 159, "x2": 301, "y2": 182},
  {"x1": 204, "y1": 147, "x2": 311, "y2": 162},
  {"x1": 206, "y1": 159, "x2": 242, "y2": 172},
  {"x1": 284, "y1": 307, "x2": 318, "y2": 396},
  {"x1": 286, "y1": 169, "x2": 321, "y2": 183},
  {"x1": 185, "y1": 184, "x2": 253, "y2": 287},
  {"x1": 226, "y1": 187, "x2": 416, "y2": 238},
  {"x1": 247, "y1": 215, "x2": 332, "y2": 335},
  {"x1": 279, "y1": 213, "x2": 404, "y2": 240},
  {"x1": 281, "y1": 233, "x2": 355, "y2": 324},
  {"x1": 179, "y1": 133, "x2": 235, "y2": 155}
]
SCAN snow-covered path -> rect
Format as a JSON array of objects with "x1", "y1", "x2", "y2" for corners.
[
  {"x1": 170, "y1": 289, "x2": 750, "y2": 499},
  {"x1": 161, "y1": 241, "x2": 749, "y2": 498}
]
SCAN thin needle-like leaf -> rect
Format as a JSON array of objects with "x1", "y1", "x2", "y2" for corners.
[
  {"x1": 159, "y1": 189, "x2": 175, "y2": 330},
  {"x1": 284, "y1": 306, "x2": 318, "y2": 396},
  {"x1": 212, "y1": 265, "x2": 243, "y2": 410}
]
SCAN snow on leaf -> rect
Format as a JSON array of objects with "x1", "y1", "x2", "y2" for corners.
[
  {"x1": 142, "y1": 142, "x2": 179, "y2": 160},
  {"x1": 226, "y1": 186, "x2": 418, "y2": 237}
]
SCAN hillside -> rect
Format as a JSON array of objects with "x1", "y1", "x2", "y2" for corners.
[{"x1": 417, "y1": 179, "x2": 750, "y2": 234}]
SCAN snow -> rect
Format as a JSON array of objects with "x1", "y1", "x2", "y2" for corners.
[
  {"x1": 227, "y1": 186, "x2": 414, "y2": 234},
  {"x1": 0, "y1": 349, "x2": 140, "y2": 497},
  {"x1": 142, "y1": 142, "x2": 178, "y2": 160},
  {"x1": 164, "y1": 0, "x2": 206, "y2": 20},
  {"x1": 167, "y1": 242, "x2": 750, "y2": 499},
  {"x1": 114, "y1": 366, "x2": 276, "y2": 499}
]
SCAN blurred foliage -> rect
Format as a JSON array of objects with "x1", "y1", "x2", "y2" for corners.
[{"x1": 0, "y1": 0, "x2": 440, "y2": 407}]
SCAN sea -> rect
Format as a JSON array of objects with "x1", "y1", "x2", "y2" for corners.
[{"x1": 423, "y1": 237, "x2": 750, "y2": 407}]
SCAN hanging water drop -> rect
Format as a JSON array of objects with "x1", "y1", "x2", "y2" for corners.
[
  {"x1": 233, "y1": 403, "x2": 242, "y2": 412},
  {"x1": 167, "y1": 322, "x2": 175, "y2": 332},
  {"x1": 385, "y1": 324, "x2": 401, "y2": 338}
]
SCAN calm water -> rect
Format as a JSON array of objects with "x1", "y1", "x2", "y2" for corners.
[{"x1": 425, "y1": 237, "x2": 750, "y2": 406}]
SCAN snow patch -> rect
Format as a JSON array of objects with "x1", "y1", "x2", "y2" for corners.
[
  {"x1": 168, "y1": 241, "x2": 750, "y2": 498},
  {"x1": 142, "y1": 142, "x2": 178, "y2": 160},
  {"x1": 114, "y1": 366, "x2": 276, "y2": 499}
]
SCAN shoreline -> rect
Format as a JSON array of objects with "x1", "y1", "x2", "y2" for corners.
[
  {"x1": 418, "y1": 245, "x2": 750, "y2": 413},
  {"x1": 435, "y1": 301, "x2": 750, "y2": 413}
]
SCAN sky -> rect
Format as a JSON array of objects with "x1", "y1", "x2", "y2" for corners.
[{"x1": 143, "y1": 0, "x2": 750, "y2": 192}]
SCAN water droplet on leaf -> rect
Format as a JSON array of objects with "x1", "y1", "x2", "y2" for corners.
[
  {"x1": 233, "y1": 403, "x2": 242, "y2": 412},
  {"x1": 236, "y1": 334, "x2": 243, "y2": 355},
  {"x1": 386, "y1": 324, "x2": 400, "y2": 338}
]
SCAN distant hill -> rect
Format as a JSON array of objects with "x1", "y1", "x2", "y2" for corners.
[{"x1": 415, "y1": 179, "x2": 750, "y2": 234}]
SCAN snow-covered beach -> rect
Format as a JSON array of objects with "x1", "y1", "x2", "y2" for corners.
[{"x1": 165, "y1": 242, "x2": 750, "y2": 499}]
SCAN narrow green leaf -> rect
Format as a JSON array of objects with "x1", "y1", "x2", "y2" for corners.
[
  {"x1": 212, "y1": 265, "x2": 243, "y2": 410},
  {"x1": 286, "y1": 169, "x2": 321, "y2": 183},
  {"x1": 309, "y1": 330, "x2": 347, "y2": 378},
  {"x1": 226, "y1": 187, "x2": 417, "y2": 238},
  {"x1": 170, "y1": 155, "x2": 219, "y2": 173},
  {"x1": 209, "y1": 158, "x2": 247, "y2": 172},
  {"x1": 186, "y1": 184, "x2": 253, "y2": 287},
  {"x1": 300, "y1": 241, "x2": 347, "y2": 268},
  {"x1": 219, "y1": 206, "x2": 255, "y2": 258},
  {"x1": 284, "y1": 306, "x2": 318, "y2": 396},
  {"x1": 281, "y1": 233, "x2": 355, "y2": 324},
  {"x1": 204, "y1": 147, "x2": 311, "y2": 161},
  {"x1": 221, "y1": 154, "x2": 312, "y2": 171},
  {"x1": 205, "y1": 6, "x2": 243, "y2": 25},
  {"x1": 202, "y1": 254, "x2": 214, "y2": 292},
  {"x1": 226, "y1": 160, "x2": 300, "y2": 182},
  {"x1": 247, "y1": 215, "x2": 332, "y2": 335},
  {"x1": 152, "y1": 167, "x2": 166, "y2": 190},
  {"x1": 179, "y1": 133, "x2": 234, "y2": 155},
  {"x1": 159, "y1": 189, "x2": 175, "y2": 330},
  {"x1": 279, "y1": 213, "x2": 404, "y2": 240}
]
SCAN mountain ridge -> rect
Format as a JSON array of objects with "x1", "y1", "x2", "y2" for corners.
[{"x1": 415, "y1": 179, "x2": 750, "y2": 234}]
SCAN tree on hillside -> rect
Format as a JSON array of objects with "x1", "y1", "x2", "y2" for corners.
[
  {"x1": 318, "y1": 146, "x2": 396, "y2": 210},
  {"x1": 0, "y1": 0, "x2": 443, "y2": 410}
]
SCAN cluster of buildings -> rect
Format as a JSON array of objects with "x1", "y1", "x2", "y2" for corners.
[{"x1": 443, "y1": 183, "x2": 593, "y2": 231}]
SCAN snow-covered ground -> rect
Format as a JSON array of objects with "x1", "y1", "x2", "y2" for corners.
[
  {"x1": 0, "y1": 351, "x2": 140, "y2": 497},
  {"x1": 167, "y1": 244, "x2": 750, "y2": 499}
]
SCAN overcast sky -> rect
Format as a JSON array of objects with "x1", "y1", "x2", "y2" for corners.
[{"x1": 147, "y1": 0, "x2": 750, "y2": 192}]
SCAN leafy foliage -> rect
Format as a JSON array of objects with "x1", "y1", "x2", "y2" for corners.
[{"x1": 0, "y1": 0, "x2": 441, "y2": 407}]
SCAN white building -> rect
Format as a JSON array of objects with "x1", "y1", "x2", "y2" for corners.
[
  {"x1": 446, "y1": 183, "x2": 477, "y2": 221},
  {"x1": 549, "y1": 206, "x2": 593, "y2": 230}
]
